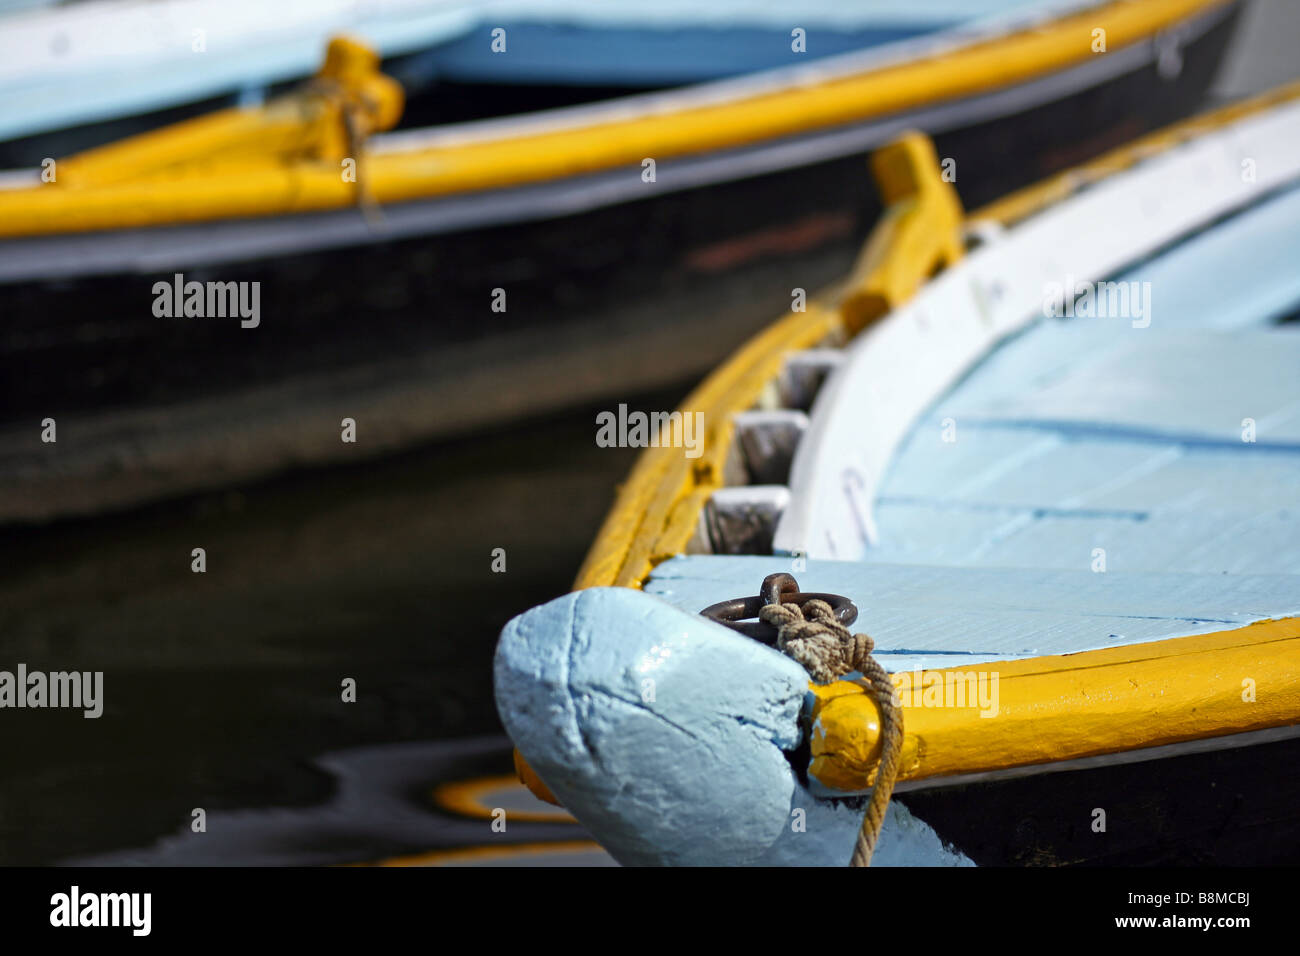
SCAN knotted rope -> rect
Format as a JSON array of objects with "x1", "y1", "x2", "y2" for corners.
[{"x1": 759, "y1": 597, "x2": 904, "y2": 867}]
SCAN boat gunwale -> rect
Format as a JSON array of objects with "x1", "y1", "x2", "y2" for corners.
[
  {"x1": 0, "y1": 31, "x2": 1209, "y2": 283},
  {"x1": 809, "y1": 617, "x2": 1300, "y2": 792}
]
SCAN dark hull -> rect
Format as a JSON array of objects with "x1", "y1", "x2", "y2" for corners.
[
  {"x1": 898, "y1": 732, "x2": 1300, "y2": 866},
  {"x1": 0, "y1": 4, "x2": 1242, "y2": 522}
]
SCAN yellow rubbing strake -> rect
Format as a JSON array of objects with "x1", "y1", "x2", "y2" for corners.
[
  {"x1": 0, "y1": 0, "x2": 1229, "y2": 237},
  {"x1": 808, "y1": 618, "x2": 1300, "y2": 792}
]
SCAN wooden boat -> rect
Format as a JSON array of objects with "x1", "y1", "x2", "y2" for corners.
[
  {"x1": 494, "y1": 81, "x2": 1300, "y2": 866},
  {"x1": 0, "y1": 0, "x2": 1244, "y2": 523}
]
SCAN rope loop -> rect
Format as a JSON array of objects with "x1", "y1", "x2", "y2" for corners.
[{"x1": 759, "y1": 593, "x2": 903, "y2": 867}]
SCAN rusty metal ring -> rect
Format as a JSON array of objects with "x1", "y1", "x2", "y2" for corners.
[{"x1": 700, "y1": 572, "x2": 858, "y2": 644}]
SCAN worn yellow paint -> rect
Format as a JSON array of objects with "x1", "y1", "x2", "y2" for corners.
[
  {"x1": 971, "y1": 78, "x2": 1300, "y2": 226},
  {"x1": 0, "y1": 0, "x2": 1228, "y2": 237},
  {"x1": 809, "y1": 617, "x2": 1300, "y2": 792}
]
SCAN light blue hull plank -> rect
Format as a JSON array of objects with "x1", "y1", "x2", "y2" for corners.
[
  {"x1": 931, "y1": 328, "x2": 1300, "y2": 445},
  {"x1": 870, "y1": 436, "x2": 1300, "y2": 573},
  {"x1": 646, "y1": 556, "x2": 1300, "y2": 671},
  {"x1": 852, "y1": 186, "x2": 1300, "y2": 576},
  {"x1": 1116, "y1": 182, "x2": 1300, "y2": 330},
  {"x1": 870, "y1": 323, "x2": 1300, "y2": 573},
  {"x1": 872, "y1": 501, "x2": 1300, "y2": 575},
  {"x1": 946, "y1": 329, "x2": 1300, "y2": 444}
]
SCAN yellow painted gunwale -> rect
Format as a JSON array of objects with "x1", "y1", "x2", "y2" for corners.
[
  {"x1": 809, "y1": 617, "x2": 1300, "y2": 791},
  {"x1": 0, "y1": 0, "x2": 1231, "y2": 238}
]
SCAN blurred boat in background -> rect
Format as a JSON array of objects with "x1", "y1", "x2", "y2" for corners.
[
  {"x1": 0, "y1": 0, "x2": 1246, "y2": 522},
  {"x1": 496, "y1": 82, "x2": 1300, "y2": 866}
]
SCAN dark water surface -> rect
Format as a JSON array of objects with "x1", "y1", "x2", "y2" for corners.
[{"x1": 0, "y1": 388, "x2": 685, "y2": 865}]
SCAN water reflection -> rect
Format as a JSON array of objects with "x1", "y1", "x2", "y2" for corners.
[
  {"x1": 73, "y1": 736, "x2": 614, "y2": 867},
  {"x1": 0, "y1": 392, "x2": 679, "y2": 865}
]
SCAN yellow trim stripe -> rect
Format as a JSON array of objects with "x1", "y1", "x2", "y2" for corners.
[
  {"x1": 0, "y1": 0, "x2": 1229, "y2": 238},
  {"x1": 809, "y1": 617, "x2": 1300, "y2": 792}
]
